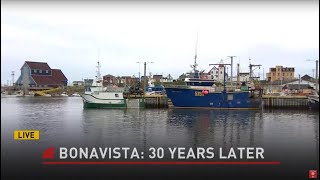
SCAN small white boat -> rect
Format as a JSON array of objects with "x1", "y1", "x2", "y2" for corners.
[
  {"x1": 15, "y1": 90, "x2": 35, "y2": 97},
  {"x1": 71, "y1": 92, "x2": 81, "y2": 97},
  {"x1": 60, "y1": 92, "x2": 69, "y2": 97}
]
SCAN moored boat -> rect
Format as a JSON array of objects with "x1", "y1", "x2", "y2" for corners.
[
  {"x1": 71, "y1": 92, "x2": 81, "y2": 97},
  {"x1": 60, "y1": 92, "x2": 69, "y2": 97},
  {"x1": 308, "y1": 93, "x2": 319, "y2": 111},
  {"x1": 165, "y1": 52, "x2": 262, "y2": 109},
  {"x1": 145, "y1": 81, "x2": 165, "y2": 96},
  {"x1": 81, "y1": 62, "x2": 144, "y2": 109}
]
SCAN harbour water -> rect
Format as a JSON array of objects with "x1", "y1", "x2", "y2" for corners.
[{"x1": 1, "y1": 96, "x2": 319, "y2": 179}]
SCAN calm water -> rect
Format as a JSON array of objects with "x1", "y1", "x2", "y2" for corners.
[{"x1": 1, "y1": 96, "x2": 319, "y2": 179}]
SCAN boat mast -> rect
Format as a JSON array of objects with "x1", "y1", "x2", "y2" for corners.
[
  {"x1": 248, "y1": 60, "x2": 261, "y2": 81},
  {"x1": 193, "y1": 32, "x2": 199, "y2": 78},
  {"x1": 96, "y1": 61, "x2": 102, "y2": 86},
  {"x1": 96, "y1": 61, "x2": 101, "y2": 79},
  {"x1": 96, "y1": 48, "x2": 102, "y2": 82}
]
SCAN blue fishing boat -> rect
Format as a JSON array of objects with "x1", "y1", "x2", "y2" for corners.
[
  {"x1": 165, "y1": 46, "x2": 262, "y2": 109},
  {"x1": 145, "y1": 80, "x2": 165, "y2": 95}
]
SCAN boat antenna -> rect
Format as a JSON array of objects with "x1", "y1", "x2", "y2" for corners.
[
  {"x1": 96, "y1": 48, "x2": 101, "y2": 79},
  {"x1": 193, "y1": 32, "x2": 199, "y2": 78},
  {"x1": 97, "y1": 62, "x2": 101, "y2": 78}
]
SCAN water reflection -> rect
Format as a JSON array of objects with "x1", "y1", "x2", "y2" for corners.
[{"x1": 166, "y1": 109, "x2": 264, "y2": 149}]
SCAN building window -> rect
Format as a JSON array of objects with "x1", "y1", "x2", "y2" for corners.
[
  {"x1": 290, "y1": 73, "x2": 292, "y2": 76},
  {"x1": 46, "y1": 70, "x2": 48, "y2": 73},
  {"x1": 273, "y1": 73, "x2": 275, "y2": 76},
  {"x1": 220, "y1": 71, "x2": 222, "y2": 74},
  {"x1": 283, "y1": 73, "x2": 284, "y2": 76},
  {"x1": 40, "y1": 70, "x2": 42, "y2": 73},
  {"x1": 278, "y1": 73, "x2": 280, "y2": 76},
  {"x1": 115, "y1": 94, "x2": 119, "y2": 97}
]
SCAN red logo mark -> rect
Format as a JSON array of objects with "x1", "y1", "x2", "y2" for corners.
[
  {"x1": 42, "y1": 147, "x2": 54, "y2": 159},
  {"x1": 309, "y1": 170, "x2": 317, "y2": 179}
]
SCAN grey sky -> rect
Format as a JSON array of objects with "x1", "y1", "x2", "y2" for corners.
[{"x1": 1, "y1": 1, "x2": 319, "y2": 84}]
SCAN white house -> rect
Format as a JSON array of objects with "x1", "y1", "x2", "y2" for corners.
[
  {"x1": 229, "y1": 72, "x2": 251, "y2": 82},
  {"x1": 207, "y1": 64, "x2": 226, "y2": 82}
]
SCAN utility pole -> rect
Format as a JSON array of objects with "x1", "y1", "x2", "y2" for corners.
[
  {"x1": 228, "y1": 56, "x2": 236, "y2": 87},
  {"x1": 237, "y1": 63, "x2": 240, "y2": 84},
  {"x1": 11, "y1": 71, "x2": 15, "y2": 86},
  {"x1": 143, "y1": 61, "x2": 154, "y2": 92},
  {"x1": 307, "y1": 59, "x2": 319, "y2": 92},
  {"x1": 298, "y1": 74, "x2": 301, "y2": 92},
  {"x1": 136, "y1": 61, "x2": 143, "y2": 82},
  {"x1": 312, "y1": 69, "x2": 315, "y2": 79},
  {"x1": 316, "y1": 60, "x2": 318, "y2": 92},
  {"x1": 144, "y1": 62, "x2": 147, "y2": 92}
]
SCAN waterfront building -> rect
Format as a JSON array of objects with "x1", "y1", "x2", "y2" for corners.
[
  {"x1": 72, "y1": 81, "x2": 84, "y2": 86},
  {"x1": 261, "y1": 78, "x2": 318, "y2": 94},
  {"x1": 119, "y1": 76, "x2": 140, "y2": 86},
  {"x1": 229, "y1": 72, "x2": 251, "y2": 82},
  {"x1": 15, "y1": 61, "x2": 68, "y2": 89},
  {"x1": 103, "y1": 74, "x2": 117, "y2": 86},
  {"x1": 152, "y1": 74, "x2": 163, "y2": 82},
  {"x1": 207, "y1": 64, "x2": 226, "y2": 82},
  {"x1": 266, "y1": 66, "x2": 295, "y2": 82}
]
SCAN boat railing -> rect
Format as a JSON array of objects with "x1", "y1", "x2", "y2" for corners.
[
  {"x1": 104, "y1": 86, "x2": 125, "y2": 92},
  {"x1": 163, "y1": 85, "x2": 188, "y2": 88}
]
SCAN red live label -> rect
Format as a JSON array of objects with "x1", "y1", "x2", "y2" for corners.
[{"x1": 309, "y1": 170, "x2": 317, "y2": 179}]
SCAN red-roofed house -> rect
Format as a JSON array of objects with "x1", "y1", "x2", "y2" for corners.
[{"x1": 16, "y1": 61, "x2": 68, "y2": 89}]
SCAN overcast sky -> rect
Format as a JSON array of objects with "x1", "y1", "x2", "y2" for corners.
[{"x1": 1, "y1": 1, "x2": 319, "y2": 85}]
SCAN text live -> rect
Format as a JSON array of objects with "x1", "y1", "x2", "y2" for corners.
[{"x1": 14, "y1": 130, "x2": 40, "y2": 140}]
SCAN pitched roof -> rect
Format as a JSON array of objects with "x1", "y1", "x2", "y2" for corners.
[
  {"x1": 103, "y1": 74, "x2": 114, "y2": 77},
  {"x1": 32, "y1": 69, "x2": 67, "y2": 85},
  {"x1": 301, "y1": 74, "x2": 314, "y2": 81},
  {"x1": 284, "y1": 84, "x2": 312, "y2": 90},
  {"x1": 25, "y1": 61, "x2": 51, "y2": 70}
]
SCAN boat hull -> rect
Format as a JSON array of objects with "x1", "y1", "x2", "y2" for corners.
[
  {"x1": 165, "y1": 87, "x2": 262, "y2": 109},
  {"x1": 81, "y1": 94, "x2": 145, "y2": 109},
  {"x1": 81, "y1": 93, "x2": 127, "y2": 108},
  {"x1": 83, "y1": 101, "x2": 127, "y2": 108},
  {"x1": 308, "y1": 97, "x2": 319, "y2": 111}
]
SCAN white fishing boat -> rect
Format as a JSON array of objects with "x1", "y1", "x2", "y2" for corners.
[{"x1": 81, "y1": 62, "x2": 144, "y2": 109}]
